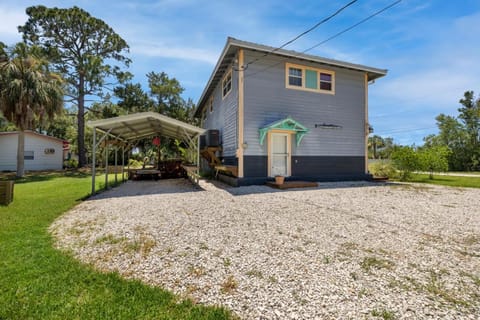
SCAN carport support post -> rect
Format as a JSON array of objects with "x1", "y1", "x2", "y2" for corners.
[
  {"x1": 91, "y1": 129, "x2": 96, "y2": 195},
  {"x1": 114, "y1": 146, "x2": 118, "y2": 184},
  {"x1": 127, "y1": 145, "x2": 130, "y2": 180},
  {"x1": 121, "y1": 145, "x2": 125, "y2": 182},
  {"x1": 197, "y1": 135, "x2": 200, "y2": 171},
  {"x1": 105, "y1": 143, "x2": 109, "y2": 190}
]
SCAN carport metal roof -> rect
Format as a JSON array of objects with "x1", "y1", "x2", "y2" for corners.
[
  {"x1": 87, "y1": 112, "x2": 205, "y2": 194},
  {"x1": 87, "y1": 111, "x2": 205, "y2": 142}
]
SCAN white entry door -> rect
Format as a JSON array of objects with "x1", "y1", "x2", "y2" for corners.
[{"x1": 270, "y1": 133, "x2": 290, "y2": 177}]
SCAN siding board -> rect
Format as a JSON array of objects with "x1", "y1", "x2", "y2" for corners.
[
  {"x1": 0, "y1": 132, "x2": 64, "y2": 171},
  {"x1": 243, "y1": 50, "x2": 366, "y2": 158},
  {"x1": 203, "y1": 60, "x2": 239, "y2": 158}
]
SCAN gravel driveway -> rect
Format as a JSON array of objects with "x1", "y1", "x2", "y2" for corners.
[{"x1": 50, "y1": 179, "x2": 480, "y2": 319}]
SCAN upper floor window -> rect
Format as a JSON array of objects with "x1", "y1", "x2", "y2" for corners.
[
  {"x1": 286, "y1": 63, "x2": 335, "y2": 94},
  {"x1": 201, "y1": 109, "x2": 206, "y2": 126},
  {"x1": 222, "y1": 69, "x2": 232, "y2": 98},
  {"x1": 208, "y1": 96, "x2": 213, "y2": 113},
  {"x1": 288, "y1": 67, "x2": 302, "y2": 86}
]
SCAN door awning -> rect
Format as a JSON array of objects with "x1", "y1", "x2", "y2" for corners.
[{"x1": 259, "y1": 117, "x2": 309, "y2": 146}]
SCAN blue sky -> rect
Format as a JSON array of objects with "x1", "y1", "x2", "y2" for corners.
[{"x1": 1, "y1": 0, "x2": 479, "y2": 145}]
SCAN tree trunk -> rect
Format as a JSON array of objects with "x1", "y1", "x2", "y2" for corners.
[
  {"x1": 77, "y1": 76, "x2": 86, "y2": 167},
  {"x1": 16, "y1": 130, "x2": 25, "y2": 177}
]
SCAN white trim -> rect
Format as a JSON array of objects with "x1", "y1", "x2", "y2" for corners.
[
  {"x1": 208, "y1": 96, "x2": 214, "y2": 113},
  {"x1": 222, "y1": 69, "x2": 232, "y2": 99},
  {"x1": 267, "y1": 131, "x2": 292, "y2": 177},
  {"x1": 237, "y1": 49, "x2": 245, "y2": 178}
]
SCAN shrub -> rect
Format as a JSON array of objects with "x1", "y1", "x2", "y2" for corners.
[
  {"x1": 391, "y1": 146, "x2": 420, "y2": 181},
  {"x1": 64, "y1": 158, "x2": 78, "y2": 169},
  {"x1": 128, "y1": 159, "x2": 143, "y2": 168},
  {"x1": 418, "y1": 146, "x2": 450, "y2": 179},
  {"x1": 369, "y1": 160, "x2": 397, "y2": 178}
]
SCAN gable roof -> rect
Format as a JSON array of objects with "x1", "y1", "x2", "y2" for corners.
[
  {"x1": 195, "y1": 37, "x2": 387, "y2": 117},
  {"x1": 87, "y1": 112, "x2": 205, "y2": 142}
]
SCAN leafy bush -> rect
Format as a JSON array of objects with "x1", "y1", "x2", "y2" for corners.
[
  {"x1": 128, "y1": 159, "x2": 143, "y2": 168},
  {"x1": 391, "y1": 146, "x2": 420, "y2": 181},
  {"x1": 369, "y1": 160, "x2": 397, "y2": 178},
  {"x1": 418, "y1": 146, "x2": 450, "y2": 179},
  {"x1": 64, "y1": 158, "x2": 78, "y2": 168}
]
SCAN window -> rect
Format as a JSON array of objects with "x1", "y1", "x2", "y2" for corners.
[
  {"x1": 222, "y1": 69, "x2": 232, "y2": 98},
  {"x1": 24, "y1": 150, "x2": 34, "y2": 160},
  {"x1": 285, "y1": 63, "x2": 335, "y2": 94},
  {"x1": 320, "y1": 72, "x2": 333, "y2": 91},
  {"x1": 201, "y1": 109, "x2": 206, "y2": 126},
  {"x1": 208, "y1": 96, "x2": 213, "y2": 113},
  {"x1": 288, "y1": 68, "x2": 302, "y2": 86}
]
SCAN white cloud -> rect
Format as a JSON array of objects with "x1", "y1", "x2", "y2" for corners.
[
  {"x1": 131, "y1": 42, "x2": 218, "y2": 64},
  {"x1": 0, "y1": 5, "x2": 26, "y2": 42},
  {"x1": 373, "y1": 10, "x2": 480, "y2": 114}
]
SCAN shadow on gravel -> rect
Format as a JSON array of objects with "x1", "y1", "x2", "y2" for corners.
[
  {"x1": 224, "y1": 180, "x2": 399, "y2": 196},
  {"x1": 89, "y1": 178, "x2": 203, "y2": 200}
]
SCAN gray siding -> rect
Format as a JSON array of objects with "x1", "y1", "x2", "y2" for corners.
[
  {"x1": 203, "y1": 64, "x2": 238, "y2": 158},
  {"x1": 243, "y1": 50, "x2": 366, "y2": 158}
]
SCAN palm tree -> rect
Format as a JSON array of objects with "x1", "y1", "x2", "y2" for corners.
[{"x1": 0, "y1": 43, "x2": 64, "y2": 177}]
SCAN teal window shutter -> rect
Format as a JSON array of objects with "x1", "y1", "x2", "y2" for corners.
[{"x1": 305, "y1": 69, "x2": 317, "y2": 89}]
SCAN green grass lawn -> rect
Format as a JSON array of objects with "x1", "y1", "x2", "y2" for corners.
[
  {"x1": 408, "y1": 173, "x2": 480, "y2": 188},
  {"x1": 0, "y1": 172, "x2": 233, "y2": 320}
]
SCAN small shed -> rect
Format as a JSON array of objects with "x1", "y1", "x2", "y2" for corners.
[{"x1": 0, "y1": 131, "x2": 68, "y2": 171}]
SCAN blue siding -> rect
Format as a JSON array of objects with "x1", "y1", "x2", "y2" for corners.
[
  {"x1": 203, "y1": 65, "x2": 238, "y2": 157},
  {"x1": 243, "y1": 50, "x2": 366, "y2": 158}
]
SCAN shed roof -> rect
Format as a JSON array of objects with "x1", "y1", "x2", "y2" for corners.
[
  {"x1": 0, "y1": 130, "x2": 67, "y2": 143},
  {"x1": 195, "y1": 37, "x2": 387, "y2": 117},
  {"x1": 86, "y1": 112, "x2": 205, "y2": 142}
]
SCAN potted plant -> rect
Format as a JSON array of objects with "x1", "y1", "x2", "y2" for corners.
[{"x1": 275, "y1": 175, "x2": 285, "y2": 185}]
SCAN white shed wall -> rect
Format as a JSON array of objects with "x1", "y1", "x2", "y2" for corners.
[{"x1": 0, "y1": 133, "x2": 64, "y2": 171}]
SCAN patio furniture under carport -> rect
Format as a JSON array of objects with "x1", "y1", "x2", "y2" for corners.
[{"x1": 87, "y1": 112, "x2": 205, "y2": 194}]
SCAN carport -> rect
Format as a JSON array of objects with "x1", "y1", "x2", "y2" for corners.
[{"x1": 87, "y1": 112, "x2": 205, "y2": 194}]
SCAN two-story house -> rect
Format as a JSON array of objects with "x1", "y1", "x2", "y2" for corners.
[{"x1": 195, "y1": 37, "x2": 387, "y2": 186}]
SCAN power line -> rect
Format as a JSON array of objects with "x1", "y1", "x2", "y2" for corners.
[
  {"x1": 245, "y1": 0, "x2": 402, "y2": 78},
  {"x1": 374, "y1": 126, "x2": 437, "y2": 135},
  {"x1": 241, "y1": 0, "x2": 358, "y2": 70},
  {"x1": 304, "y1": 0, "x2": 402, "y2": 53}
]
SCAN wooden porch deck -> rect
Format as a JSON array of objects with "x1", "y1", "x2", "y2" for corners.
[{"x1": 266, "y1": 181, "x2": 318, "y2": 189}]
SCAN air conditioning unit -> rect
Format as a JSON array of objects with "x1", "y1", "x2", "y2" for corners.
[
  {"x1": 199, "y1": 135, "x2": 206, "y2": 149},
  {"x1": 205, "y1": 129, "x2": 220, "y2": 147}
]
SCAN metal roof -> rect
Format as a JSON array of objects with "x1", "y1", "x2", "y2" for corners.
[
  {"x1": 195, "y1": 37, "x2": 388, "y2": 117},
  {"x1": 0, "y1": 130, "x2": 67, "y2": 143},
  {"x1": 86, "y1": 112, "x2": 205, "y2": 142}
]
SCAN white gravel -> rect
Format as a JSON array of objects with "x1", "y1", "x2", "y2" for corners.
[{"x1": 50, "y1": 179, "x2": 480, "y2": 319}]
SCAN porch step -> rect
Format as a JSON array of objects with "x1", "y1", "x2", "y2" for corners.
[{"x1": 266, "y1": 181, "x2": 318, "y2": 189}]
